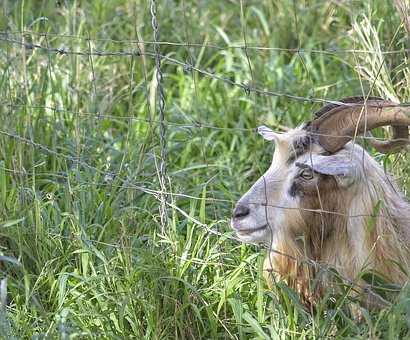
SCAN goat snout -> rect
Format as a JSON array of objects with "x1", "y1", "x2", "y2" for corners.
[{"x1": 232, "y1": 204, "x2": 250, "y2": 219}]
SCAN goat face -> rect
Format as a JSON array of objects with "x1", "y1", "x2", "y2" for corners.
[
  {"x1": 231, "y1": 125, "x2": 361, "y2": 246},
  {"x1": 231, "y1": 98, "x2": 410, "y2": 306}
]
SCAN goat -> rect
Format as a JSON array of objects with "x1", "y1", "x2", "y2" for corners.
[{"x1": 231, "y1": 97, "x2": 410, "y2": 308}]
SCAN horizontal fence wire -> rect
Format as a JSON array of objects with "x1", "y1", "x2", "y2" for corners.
[
  {"x1": 3, "y1": 30, "x2": 410, "y2": 54},
  {"x1": 0, "y1": 128, "x2": 409, "y2": 223},
  {"x1": 1, "y1": 101, "x2": 410, "y2": 142},
  {"x1": 2, "y1": 34, "x2": 410, "y2": 108},
  {"x1": 1, "y1": 16, "x2": 409, "y2": 309}
]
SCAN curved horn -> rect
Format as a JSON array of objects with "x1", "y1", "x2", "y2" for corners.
[
  {"x1": 366, "y1": 126, "x2": 409, "y2": 153},
  {"x1": 308, "y1": 97, "x2": 410, "y2": 153}
]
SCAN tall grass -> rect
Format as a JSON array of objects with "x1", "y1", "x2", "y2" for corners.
[{"x1": 0, "y1": 0, "x2": 409, "y2": 338}]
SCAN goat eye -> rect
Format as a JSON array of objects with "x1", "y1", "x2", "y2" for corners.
[{"x1": 300, "y1": 168, "x2": 314, "y2": 180}]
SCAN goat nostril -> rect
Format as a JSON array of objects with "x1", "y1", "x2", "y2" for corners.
[{"x1": 233, "y1": 204, "x2": 250, "y2": 218}]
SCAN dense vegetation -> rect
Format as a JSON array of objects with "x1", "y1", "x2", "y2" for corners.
[{"x1": 1, "y1": 0, "x2": 410, "y2": 338}]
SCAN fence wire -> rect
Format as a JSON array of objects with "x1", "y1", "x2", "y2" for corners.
[
  {"x1": 3, "y1": 34, "x2": 410, "y2": 108},
  {"x1": 1, "y1": 1, "x2": 409, "y2": 314},
  {"x1": 4, "y1": 29, "x2": 410, "y2": 54}
]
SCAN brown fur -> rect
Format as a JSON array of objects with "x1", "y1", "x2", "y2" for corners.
[
  {"x1": 262, "y1": 143, "x2": 410, "y2": 308},
  {"x1": 234, "y1": 126, "x2": 410, "y2": 309}
]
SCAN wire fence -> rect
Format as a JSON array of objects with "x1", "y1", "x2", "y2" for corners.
[
  {"x1": 1, "y1": 1, "x2": 410, "y2": 311},
  {"x1": 4, "y1": 32, "x2": 410, "y2": 108}
]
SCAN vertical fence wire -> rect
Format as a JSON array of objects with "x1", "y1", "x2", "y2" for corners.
[
  {"x1": 1, "y1": 3, "x2": 410, "y2": 329},
  {"x1": 150, "y1": 0, "x2": 168, "y2": 233}
]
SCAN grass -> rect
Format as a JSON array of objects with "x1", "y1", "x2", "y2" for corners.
[{"x1": 0, "y1": 0, "x2": 410, "y2": 338}]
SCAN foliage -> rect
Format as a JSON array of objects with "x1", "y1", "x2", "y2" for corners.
[{"x1": 0, "y1": 0, "x2": 409, "y2": 338}]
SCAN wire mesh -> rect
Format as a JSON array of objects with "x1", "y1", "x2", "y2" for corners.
[{"x1": 1, "y1": 1, "x2": 410, "y2": 326}]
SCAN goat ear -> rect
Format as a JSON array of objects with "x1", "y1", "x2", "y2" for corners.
[
  {"x1": 297, "y1": 154, "x2": 357, "y2": 187},
  {"x1": 258, "y1": 125, "x2": 279, "y2": 142}
]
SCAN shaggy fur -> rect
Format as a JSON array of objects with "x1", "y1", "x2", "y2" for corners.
[{"x1": 232, "y1": 127, "x2": 410, "y2": 308}]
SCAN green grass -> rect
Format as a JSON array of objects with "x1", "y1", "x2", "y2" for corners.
[{"x1": 0, "y1": 0, "x2": 410, "y2": 338}]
